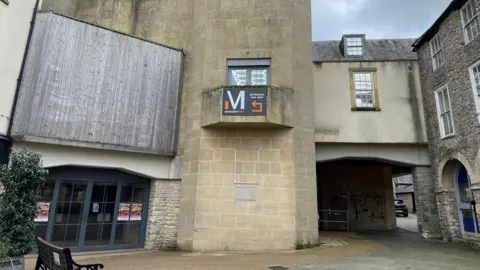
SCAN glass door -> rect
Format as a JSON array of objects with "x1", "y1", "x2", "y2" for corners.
[
  {"x1": 114, "y1": 183, "x2": 146, "y2": 245},
  {"x1": 36, "y1": 169, "x2": 150, "y2": 252},
  {"x1": 50, "y1": 181, "x2": 88, "y2": 247},
  {"x1": 34, "y1": 180, "x2": 56, "y2": 240},
  {"x1": 456, "y1": 166, "x2": 479, "y2": 234},
  {"x1": 84, "y1": 181, "x2": 118, "y2": 247}
]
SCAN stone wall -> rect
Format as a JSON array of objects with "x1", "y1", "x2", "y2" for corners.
[
  {"x1": 416, "y1": 3, "x2": 480, "y2": 242},
  {"x1": 412, "y1": 167, "x2": 442, "y2": 238},
  {"x1": 176, "y1": 0, "x2": 318, "y2": 251},
  {"x1": 416, "y1": 6, "x2": 480, "y2": 183},
  {"x1": 436, "y1": 191, "x2": 461, "y2": 241},
  {"x1": 145, "y1": 179, "x2": 181, "y2": 250}
]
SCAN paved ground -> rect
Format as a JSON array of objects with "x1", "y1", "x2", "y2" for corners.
[
  {"x1": 25, "y1": 230, "x2": 480, "y2": 270},
  {"x1": 396, "y1": 214, "x2": 419, "y2": 233},
  {"x1": 293, "y1": 230, "x2": 480, "y2": 270}
]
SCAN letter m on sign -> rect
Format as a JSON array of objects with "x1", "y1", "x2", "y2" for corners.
[{"x1": 226, "y1": 90, "x2": 245, "y2": 110}]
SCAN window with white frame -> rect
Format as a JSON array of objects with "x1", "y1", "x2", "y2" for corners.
[
  {"x1": 469, "y1": 60, "x2": 480, "y2": 114},
  {"x1": 227, "y1": 59, "x2": 270, "y2": 86},
  {"x1": 352, "y1": 72, "x2": 375, "y2": 108},
  {"x1": 461, "y1": 0, "x2": 480, "y2": 43},
  {"x1": 435, "y1": 85, "x2": 455, "y2": 138},
  {"x1": 345, "y1": 37, "x2": 363, "y2": 56},
  {"x1": 430, "y1": 34, "x2": 444, "y2": 71}
]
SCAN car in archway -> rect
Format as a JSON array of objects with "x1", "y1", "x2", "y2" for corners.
[{"x1": 395, "y1": 199, "x2": 409, "y2": 217}]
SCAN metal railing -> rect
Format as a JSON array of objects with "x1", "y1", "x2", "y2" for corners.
[{"x1": 318, "y1": 209, "x2": 349, "y2": 232}]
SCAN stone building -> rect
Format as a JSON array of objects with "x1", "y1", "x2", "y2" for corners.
[
  {"x1": 413, "y1": 0, "x2": 480, "y2": 246},
  {"x1": 3, "y1": 0, "x2": 317, "y2": 252},
  {"x1": 0, "y1": 0, "x2": 467, "y2": 253}
]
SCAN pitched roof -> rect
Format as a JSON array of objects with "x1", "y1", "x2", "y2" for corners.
[
  {"x1": 413, "y1": 0, "x2": 467, "y2": 51},
  {"x1": 312, "y1": 38, "x2": 418, "y2": 62}
]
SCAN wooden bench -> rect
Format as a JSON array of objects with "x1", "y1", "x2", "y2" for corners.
[{"x1": 34, "y1": 237, "x2": 104, "y2": 270}]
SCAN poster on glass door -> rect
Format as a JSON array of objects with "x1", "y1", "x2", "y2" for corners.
[
  {"x1": 35, "y1": 202, "x2": 51, "y2": 222},
  {"x1": 118, "y1": 203, "x2": 131, "y2": 221},
  {"x1": 117, "y1": 203, "x2": 143, "y2": 221},
  {"x1": 130, "y1": 204, "x2": 142, "y2": 221}
]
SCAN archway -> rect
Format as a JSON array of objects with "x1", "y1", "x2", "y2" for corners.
[{"x1": 442, "y1": 160, "x2": 479, "y2": 235}]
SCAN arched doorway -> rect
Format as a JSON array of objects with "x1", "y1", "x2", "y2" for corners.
[{"x1": 454, "y1": 164, "x2": 479, "y2": 234}]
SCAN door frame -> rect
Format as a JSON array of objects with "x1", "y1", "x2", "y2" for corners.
[
  {"x1": 42, "y1": 166, "x2": 151, "y2": 252},
  {"x1": 454, "y1": 164, "x2": 479, "y2": 235}
]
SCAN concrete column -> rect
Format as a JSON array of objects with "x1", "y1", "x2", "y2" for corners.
[
  {"x1": 144, "y1": 179, "x2": 181, "y2": 250},
  {"x1": 383, "y1": 167, "x2": 396, "y2": 230},
  {"x1": 412, "y1": 166, "x2": 442, "y2": 239}
]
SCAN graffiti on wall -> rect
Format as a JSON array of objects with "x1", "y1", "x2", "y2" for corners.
[{"x1": 351, "y1": 191, "x2": 385, "y2": 221}]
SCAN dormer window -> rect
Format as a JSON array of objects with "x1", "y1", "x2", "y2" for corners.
[{"x1": 345, "y1": 37, "x2": 364, "y2": 56}]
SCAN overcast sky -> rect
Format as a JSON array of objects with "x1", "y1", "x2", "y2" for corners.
[{"x1": 312, "y1": 0, "x2": 452, "y2": 41}]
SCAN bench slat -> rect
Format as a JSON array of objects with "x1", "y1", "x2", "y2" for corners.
[{"x1": 35, "y1": 237, "x2": 104, "y2": 270}]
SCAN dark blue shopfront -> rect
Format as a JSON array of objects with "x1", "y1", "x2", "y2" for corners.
[{"x1": 35, "y1": 166, "x2": 150, "y2": 252}]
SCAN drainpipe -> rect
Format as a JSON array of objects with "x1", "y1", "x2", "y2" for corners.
[
  {"x1": 469, "y1": 184, "x2": 479, "y2": 233},
  {"x1": 0, "y1": 0, "x2": 41, "y2": 164}
]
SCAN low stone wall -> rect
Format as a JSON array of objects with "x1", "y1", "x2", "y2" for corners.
[
  {"x1": 144, "y1": 179, "x2": 181, "y2": 250},
  {"x1": 436, "y1": 191, "x2": 461, "y2": 241}
]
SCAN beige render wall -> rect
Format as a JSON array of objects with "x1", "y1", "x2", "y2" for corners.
[
  {"x1": 0, "y1": 0, "x2": 38, "y2": 136},
  {"x1": 313, "y1": 61, "x2": 427, "y2": 144}
]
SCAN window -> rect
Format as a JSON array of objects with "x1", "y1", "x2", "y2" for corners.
[
  {"x1": 227, "y1": 59, "x2": 271, "y2": 86},
  {"x1": 434, "y1": 85, "x2": 455, "y2": 138},
  {"x1": 461, "y1": 0, "x2": 480, "y2": 44},
  {"x1": 469, "y1": 60, "x2": 480, "y2": 116},
  {"x1": 349, "y1": 70, "x2": 379, "y2": 110},
  {"x1": 345, "y1": 37, "x2": 363, "y2": 56},
  {"x1": 430, "y1": 34, "x2": 444, "y2": 71}
]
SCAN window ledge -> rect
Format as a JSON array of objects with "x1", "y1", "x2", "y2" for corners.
[
  {"x1": 351, "y1": 107, "x2": 381, "y2": 112},
  {"x1": 440, "y1": 134, "x2": 455, "y2": 140},
  {"x1": 1, "y1": 0, "x2": 9, "y2": 5},
  {"x1": 433, "y1": 64, "x2": 445, "y2": 73},
  {"x1": 465, "y1": 34, "x2": 480, "y2": 46}
]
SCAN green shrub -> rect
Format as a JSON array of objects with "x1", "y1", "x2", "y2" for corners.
[
  {"x1": 0, "y1": 148, "x2": 48, "y2": 258},
  {"x1": 295, "y1": 242, "x2": 319, "y2": 250}
]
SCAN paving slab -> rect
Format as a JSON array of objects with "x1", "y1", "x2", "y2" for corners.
[
  {"x1": 24, "y1": 230, "x2": 480, "y2": 270},
  {"x1": 293, "y1": 230, "x2": 480, "y2": 270}
]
